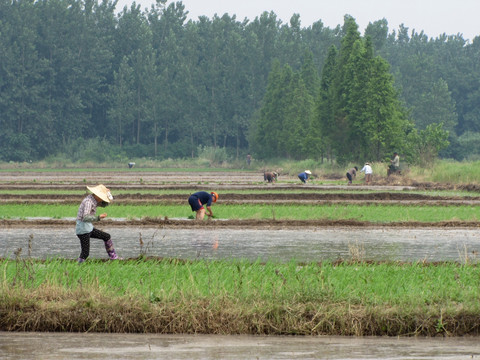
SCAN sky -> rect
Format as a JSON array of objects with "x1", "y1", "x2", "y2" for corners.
[{"x1": 115, "y1": 0, "x2": 479, "y2": 41}]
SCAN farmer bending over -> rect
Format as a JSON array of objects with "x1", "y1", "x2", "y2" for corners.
[
  {"x1": 264, "y1": 171, "x2": 278, "y2": 183},
  {"x1": 346, "y1": 166, "x2": 358, "y2": 184},
  {"x1": 188, "y1": 191, "x2": 218, "y2": 220},
  {"x1": 298, "y1": 170, "x2": 312, "y2": 184}
]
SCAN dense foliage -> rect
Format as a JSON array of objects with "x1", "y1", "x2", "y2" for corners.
[{"x1": 0, "y1": 0, "x2": 478, "y2": 162}]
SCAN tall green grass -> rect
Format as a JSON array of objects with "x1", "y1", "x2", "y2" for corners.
[
  {"x1": 2, "y1": 258, "x2": 480, "y2": 335},
  {"x1": 1, "y1": 203, "x2": 480, "y2": 222},
  {"x1": 3, "y1": 258, "x2": 479, "y2": 306}
]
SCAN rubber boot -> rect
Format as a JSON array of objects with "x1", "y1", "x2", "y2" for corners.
[{"x1": 104, "y1": 239, "x2": 119, "y2": 260}]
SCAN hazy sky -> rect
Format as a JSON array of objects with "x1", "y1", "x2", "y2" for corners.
[{"x1": 116, "y1": 0, "x2": 479, "y2": 41}]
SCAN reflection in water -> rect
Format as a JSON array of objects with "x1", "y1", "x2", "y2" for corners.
[
  {"x1": 1, "y1": 227, "x2": 480, "y2": 263},
  {"x1": 193, "y1": 233, "x2": 219, "y2": 258},
  {"x1": 0, "y1": 332, "x2": 480, "y2": 360}
]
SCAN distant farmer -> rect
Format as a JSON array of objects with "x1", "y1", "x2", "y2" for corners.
[
  {"x1": 188, "y1": 191, "x2": 218, "y2": 221},
  {"x1": 264, "y1": 171, "x2": 278, "y2": 183},
  {"x1": 346, "y1": 166, "x2": 358, "y2": 184},
  {"x1": 298, "y1": 170, "x2": 312, "y2": 184},
  {"x1": 75, "y1": 184, "x2": 119, "y2": 263},
  {"x1": 246, "y1": 154, "x2": 252, "y2": 166},
  {"x1": 389, "y1": 152, "x2": 400, "y2": 174},
  {"x1": 360, "y1": 163, "x2": 373, "y2": 184}
]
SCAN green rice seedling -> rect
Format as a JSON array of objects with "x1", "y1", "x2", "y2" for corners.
[{"x1": 2, "y1": 203, "x2": 480, "y2": 223}]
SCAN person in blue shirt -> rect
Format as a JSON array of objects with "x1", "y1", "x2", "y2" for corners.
[
  {"x1": 298, "y1": 170, "x2": 312, "y2": 184},
  {"x1": 188, "y1": 191, "x2": 218, "y2": 220}
]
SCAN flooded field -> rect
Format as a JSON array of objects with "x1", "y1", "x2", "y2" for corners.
[
  {"x1": 3, "y1": 169, "x2": 480, "y2": 345},
  {"x1": 1, "y1": 331, "x2": 480, "y2": 359},
  {"x1": 2, "y1": 226, "x2": 479, "y2": 263}
]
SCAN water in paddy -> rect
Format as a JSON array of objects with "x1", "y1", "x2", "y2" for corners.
[
  {"x1": 1, "y1": 227, "x2": 479, "y2": 263},
  {"x1": 1, "y1": 331, "x2": 479, "y2": 360}
]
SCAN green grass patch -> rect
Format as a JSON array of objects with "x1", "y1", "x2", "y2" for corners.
[
  {"x1": 2, "y1": 203, "x2": 480, "y2": 222},
  {"x1": 2, "y1": 258, "x2": 480, "y2": 335},
  {"x1": 2, "y1": 258, "x2": 478, "y2": 306}
]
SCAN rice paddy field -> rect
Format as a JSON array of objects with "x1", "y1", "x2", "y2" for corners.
[{"x1": 2, "y1": 166, "x2": 480, "y2": 336}]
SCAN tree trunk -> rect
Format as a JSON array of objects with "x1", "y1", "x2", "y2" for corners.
[
  {"x1": 154, "y1": 122, "x2": 158, "y2": 157},
  {"x1": 136, "y1": 86, "x2": 141, "y2": 144}
]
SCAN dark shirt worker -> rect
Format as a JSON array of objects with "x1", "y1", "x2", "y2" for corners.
[{"x1": 188, "y1": 191, "x2": 218, "y2": 220}]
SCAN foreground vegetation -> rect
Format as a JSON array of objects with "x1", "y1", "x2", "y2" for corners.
[{"x1": 1, "y1": 257, "x2": 479, "y2": 336}]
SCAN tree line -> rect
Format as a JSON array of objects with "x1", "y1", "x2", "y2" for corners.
[{"x1": 0, "y1": 0, "x2": 479, "y2": 163}]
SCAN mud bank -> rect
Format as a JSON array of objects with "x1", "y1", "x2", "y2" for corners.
[{"x1": 2, "y1": 218, "x2": 480, "y2": 229}]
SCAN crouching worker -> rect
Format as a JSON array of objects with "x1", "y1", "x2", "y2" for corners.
[
  {"x1": 188, "y1": 191, "x2": 218, "y2": 221},
  {"x1": 298, "y1": 170, "x2": 312, "y2": 184},
  {"x1": 76, "y1": 184, "x2": 119, "y2": 263},
  {"x1": 264, "y1": 171, "x2": 278, "y2": 183},
  {"x1": 346, "y1": 166, "x2": 358, "y2": 184}
]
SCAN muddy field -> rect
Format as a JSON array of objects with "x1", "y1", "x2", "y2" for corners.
[
  {"x1": 1, "y1": 168, "x2": 480, "y2": 190},
  {"x1": 2, "y1": 169, "x2": 480, "y2": 229}
]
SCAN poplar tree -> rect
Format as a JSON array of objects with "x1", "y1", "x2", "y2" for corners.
[{"x1": 308, "y1": 45, "x2": 337, "y2": 161}]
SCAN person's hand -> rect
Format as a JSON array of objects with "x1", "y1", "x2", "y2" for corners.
[{"x1": 99, "y1": 213, "x2": 107, "y2": 219}]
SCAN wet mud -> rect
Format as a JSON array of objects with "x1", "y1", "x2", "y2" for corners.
[{"x1": 2, "y1": 218, "x2": 480, "y2": 229}]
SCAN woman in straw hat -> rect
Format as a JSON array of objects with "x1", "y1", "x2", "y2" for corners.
[
  {"x1": 188, "y1": 191, "x2": 218, "y2": 221},
  {"x1": 75, "y1": 184, "x2": 120, "y2": 263}
]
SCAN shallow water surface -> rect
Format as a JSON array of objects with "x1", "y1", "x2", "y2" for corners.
[
  {"x1": 1, "y1": 227, "x2": 479, "y2": 263},
  {"x1": 1, "y1": 332, "x2": 480, "y2": 360}
]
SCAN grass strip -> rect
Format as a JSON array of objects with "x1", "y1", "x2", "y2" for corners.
[
  {"x1": 1, "y1": 203, "x2": 480, "y2": 222},
  {"x1": 1, "y1": 258, "x2": 480, "y2": 336}
]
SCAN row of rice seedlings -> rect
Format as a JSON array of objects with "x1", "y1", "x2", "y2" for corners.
[{"x1": 1, "y1": 203, "x2": 480, "y2": 222}]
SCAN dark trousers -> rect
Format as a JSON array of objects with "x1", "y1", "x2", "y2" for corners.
[{"x1": 77, "y1": 228, "x2": 111, "y2": 260}]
